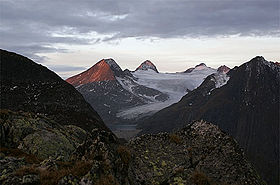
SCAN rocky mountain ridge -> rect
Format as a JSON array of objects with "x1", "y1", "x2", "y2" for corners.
[
  {"x1": 66, "y1": 58, "x2": 168, "y2": 126},
  {"x1": 67, "y1": 59, "x2": 223, "y2": 126}
]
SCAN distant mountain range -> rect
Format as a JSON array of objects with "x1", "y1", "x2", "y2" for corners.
[
  {"x1": 66, "y1": 59, "x2": 228, "y2": 127},
  {"x1": 137, "y1": 56, "x2": 280, "y2": 185}
]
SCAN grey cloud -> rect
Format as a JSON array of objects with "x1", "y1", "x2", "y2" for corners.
[
  {"x1": 48, "y1": 65, "x2": 87, "y2": 72},
  {"x1": 0, "y1": 0, "x2": 279, "y2": 61}
]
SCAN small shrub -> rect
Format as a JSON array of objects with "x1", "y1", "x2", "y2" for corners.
[
  {"x1": 96, "y1": 174, "x2": 118, "y2": 185},
  {"x1": 117, "y1": 145, "x2": 131, "y2": 165},
  {"x1": 0, "y1": 147, "x2": 41, "y2": 163},
  {"x1": 39, "y1": 168, "x2": 70, "y2": 185},
  {"x1": 174, "y1": 166, "x2": 184, "y2": 174},
  {"x1": 191, "y1": 171, "x2": 212, "y2": 185},
  {"x1": 15, "y1": 165, "x2": 40, "y2": 176},
  {"x1": 40, "y1": 161, "x2": 92, "y2": 185},
  {"x1": 15, "y1": 160, "x2": 92, "y2": 185},
  {"x1": 169, "y1": 134, "x2": 182, "y2": 144},
  {"x1": 0, "y1": 109, "x2": 12, "y2": 119}
]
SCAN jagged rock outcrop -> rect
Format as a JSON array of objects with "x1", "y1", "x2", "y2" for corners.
[
  {"x1": 0, "y1": 110, "x2": 86, "y2": 160},
  {"x1": 138, "y1": 56, "x2": 279, "y2": 185},
  {"x1": 129, "y1": 121, "x2": 265, "y2": 185},
  {"x1": 0, "y1": 110, "x2": 130, "y2": 185},
  {"x1": 135, "y1": 60, "x2": 159, "y2": 73}
]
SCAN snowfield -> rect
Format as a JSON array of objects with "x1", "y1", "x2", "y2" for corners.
[{"x1": 116, "y1": 67, "x2": 218, "y2": 120}]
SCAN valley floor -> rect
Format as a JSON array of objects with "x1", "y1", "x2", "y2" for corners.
[
  {"x1": 113, "y1": 129, "x2": 142, "y2": 141},
  {"x1": 109, "y1": 124, "x2": 141, "y2": 140}
]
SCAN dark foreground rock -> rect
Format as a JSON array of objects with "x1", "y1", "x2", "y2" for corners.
[
  {"x1": 0, "y1": 110, "x2": 130, "y2": 185},
  {"x1": 128, "y1": 121, "x2": 265, "y2": 185}
]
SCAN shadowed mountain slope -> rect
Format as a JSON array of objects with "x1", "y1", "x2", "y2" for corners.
[
  {"x1": 0, "y1": 49, "x2": 106, "y2": 132},
  {"x1": 138, "y1": 56, "x2": 280, "y2": 184}
]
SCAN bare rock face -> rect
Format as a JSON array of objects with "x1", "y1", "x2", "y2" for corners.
[
  {"x1": 128, "y1": 121, "x2": 265, "y2": 185},
  {"x1": 66, "y1": 59, "x2": 116, "y2": 86},
  {"x1": 136, "y1": 60, "x2": 159, "y2": 73},
  {"x1": 217, "y1": 65, "x2": 230, "y2": 73},
  {"x1": 65, "y1": 58, "x2": 125, "y2": 86}
]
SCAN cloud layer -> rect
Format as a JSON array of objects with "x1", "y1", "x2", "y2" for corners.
[{"x1": 1, "y1": 0, "x2": 279, "y2": 61}]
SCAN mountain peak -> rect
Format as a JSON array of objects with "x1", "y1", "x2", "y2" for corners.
[
  {"x1": 217, "y1": 65, "x2": 230, "y2": 73},
  {"x1": 184, "y1": 63, "x2": 208, "y2": 73},
  {"x1": 66, "y1": 59, "x2": 119, "y2": 86},
  {"x1": 194, "y1": 63, "x2": 208, "y2": 70},
  {"x1": 136, "y1": 60, "x2": 159, "y2": 73},
  {"x1": 195, "y1": 63, "x2": 207, "y2": 68},
  {"x1": 246, "y1": 56, "x2": 280, "y2": 72},
  {"x1": 104, "y1": 58, "x2": 122, "y2": 73},
  {"x1": 252, "y1": 56, "x2": 265, "y2": 61}
]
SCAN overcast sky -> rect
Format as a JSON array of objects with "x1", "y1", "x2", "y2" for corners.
[{"x1": 1, "y1": 0, "x2": 279, "y2": 78}]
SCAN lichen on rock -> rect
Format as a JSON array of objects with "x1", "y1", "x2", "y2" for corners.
[{"x1": 128, "y1": 121, "x2": 266, "y2": 185}]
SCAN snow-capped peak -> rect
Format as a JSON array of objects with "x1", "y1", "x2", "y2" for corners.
[
  {"x1": 184, "y1": 63, "x2": 209, "y2": 73},
  {"x1": 194, "y1": 63, "x2": 208, "y2": 70},
  {"x1": 136, "y1": 60, "x2": 159, "y2": 73}
]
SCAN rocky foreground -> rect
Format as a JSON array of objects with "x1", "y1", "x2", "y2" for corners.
[
  {"x1": 0, "y1": 110, "x2": 130, "y2": 185},
  {"x1": 128, "y1": 121, "x2": 265, "y2": 185},
  {"x1": 0, "y1": 112, "x2": 265, "y2": 184}
]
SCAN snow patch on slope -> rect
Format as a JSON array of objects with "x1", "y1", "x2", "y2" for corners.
[
  {"x1": 116, "y1": 77, "x2": 136, "y2": 94},
  {"x1": 215, "y1": 73, "x2": 230, "y2": 88}
]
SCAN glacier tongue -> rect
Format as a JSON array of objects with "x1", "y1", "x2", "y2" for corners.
[{"x1": 116, "y1": 68, "x2": 217, "y2": 120}]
